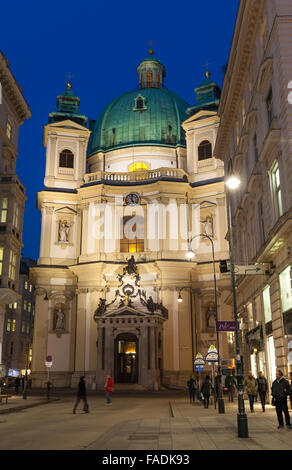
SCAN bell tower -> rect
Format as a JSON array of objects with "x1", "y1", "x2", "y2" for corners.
[
  {"x1": 43, "y1": 81, "x2": 91, "y2": 190},
  {"x1": 137, "y1": 45, "x2": 166, "y2": 89}
]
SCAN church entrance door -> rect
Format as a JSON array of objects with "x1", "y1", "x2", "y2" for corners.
[{"x1": 115, "y1": 333, "x2": 138, "y2": 384}]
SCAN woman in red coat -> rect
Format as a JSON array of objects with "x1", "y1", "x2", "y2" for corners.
[{"x1": 105, "y1": 375, "x2": 114, "y2": 405}]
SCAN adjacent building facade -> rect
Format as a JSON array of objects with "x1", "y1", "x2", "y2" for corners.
[
  {"x1": 0, "y1": 51, "x2": 31, "y2": 377},
  {"x1": 2, "y1": 258, "x2": 36, "y2": 377},
  {"x1": 30, "y1": 51, "x2": 234, "y2": 389},
  {"x1": 215, "y1": 0, "x2": 292, "y2": 390}
]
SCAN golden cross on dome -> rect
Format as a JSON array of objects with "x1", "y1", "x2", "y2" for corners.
[
  {"x1": 66, "y1": 72, "x2": 73, "y2": 88},
  {"x1": 148, "y1": 40, "x2": 154, "y2": 55}
]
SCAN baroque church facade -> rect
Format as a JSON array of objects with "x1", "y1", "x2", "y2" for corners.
[{"x1": 30, "y1": 50, "x2": 233, "y2": 390}]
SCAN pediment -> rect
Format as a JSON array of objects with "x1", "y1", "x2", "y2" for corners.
[
  {"x1": 183, "y1": 110, "x2": 218, "y2": 127},
  {"x1": 46, "y1": 119, "x2": 88, "y2": 132},
  {"x1": 55, "y1": 206, "x2": 77, "y2": 215},
  {"x1": 102, "y1": 305, "x2": 149, "y2": 318}
]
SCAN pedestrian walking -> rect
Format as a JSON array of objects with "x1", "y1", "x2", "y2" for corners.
[
  {"x1": 201, "y1": 375, "x2": 213, "y2": 409},
  {"x1": 244, "y1": 371, "x2": 258, "y2": 413},
  {"x1": 105, "y1": 374, "x2": 114, "y2": 406},
  {"x1": 73, "y1": 376, "x2": 89, "y2": 414},
  {"x1": 271, "y1": 369, "x2": 292, "y2": 430},
  {"x1": 187, "y1": 375, "x2": 196, "y2": 404},
  {"x1": 257, "y1": 371, "x2": 268, "y2": 412},
  {"x1": 14, "y1": 376, "x2": 20, "y2": 395},
  {"x1": 225, "y1": 371, "x2": 237, "y2": 402},
  {"x1": 214, "y1": 371, "x2": 221, "y2": 409}
]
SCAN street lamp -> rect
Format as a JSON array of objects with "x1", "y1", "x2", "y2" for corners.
[
  {"x1": 226, "y1": 169, "x2": 249, "y2": 438},
  {"x1": 185, "y1": 233, "x2": 225, "y2": 414}
]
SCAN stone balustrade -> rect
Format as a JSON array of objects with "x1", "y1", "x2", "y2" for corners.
[{"x1": 83, "y1": 167, "x2": 188, "y2": 185}]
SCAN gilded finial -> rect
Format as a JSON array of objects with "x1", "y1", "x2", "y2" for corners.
[
  {"x1": 204, "y1": 60, "x2": 211, "y2": 79},
  {"x1": 66, "y1": 72, "x2": 73, "y2": 89},
  {"x1": 148, "y1": 39, "x2": 154, "y2": 56}
]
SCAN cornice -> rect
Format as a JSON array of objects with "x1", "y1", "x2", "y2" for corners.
[{"x1": 0, "y1": 50, "x2": 31, "y2": 122}]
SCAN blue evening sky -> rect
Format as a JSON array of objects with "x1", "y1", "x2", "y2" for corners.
[{"x1": 1, "y1": 0, "x2": 239, "y2": 261}]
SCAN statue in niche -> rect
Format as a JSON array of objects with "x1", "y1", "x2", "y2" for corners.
[
  {"x1": 202, "y1": 216, "x2": 214, "y2": 238},
  {"x1": 59, "y1": 220, "x2": 70, "y2": 243},
  {"x1": 206, "y1": 302, "x2": 216, "y2": 329},
  {"x1": 54, "y1": 306, "x2": 66, "y2": 331}
]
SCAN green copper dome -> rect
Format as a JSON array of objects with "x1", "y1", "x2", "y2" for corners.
[{"x1": 87, "y1": 55, "x2": 189, "y2": 156}]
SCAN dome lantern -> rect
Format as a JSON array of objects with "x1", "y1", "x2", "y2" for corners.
[{"x1": 137, "y1": 47, "x2": 166, "y2": 89}]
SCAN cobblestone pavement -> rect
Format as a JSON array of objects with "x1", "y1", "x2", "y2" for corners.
[{"x1": 0, "y1": 391, "x2": 291, "y2": 450}]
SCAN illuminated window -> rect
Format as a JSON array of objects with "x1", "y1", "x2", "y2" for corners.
[
  {"x1": 59, "y1": 149, "x2": 74, "y2": 168},
  {"x1": 120, "y1": 215, "x2": 144, "y2": 253},
  {"x1": 8, "y1": 250, "x2": 16, "y2": 280},
  {"x1": 24, "y1": 300, "x2": 27, "y2": 310},
  {"x1": 14, "y1": 302, "x2": 17, "y2": 309},
  {"x1": 279, "y1": 266, "x2": 292, "y2": 313},
  {"x1": 156, "y1": 73, "x2": 160, "y2": 88},
  {"x1": 271, "y1": 162, "x2": 283, "y2": 219},
  {"x1": 29, "y1": 284, "x2": 32, "y2": 292},
  {"x1": 7, "y1": 319, "x2": 11, "y2": 332},
  {"x1": 262, "y1": 285, "x2": 272, "y2": 323},
  {"x1": 12, "y1": 320, "x2": 16, "y2": 332},
  {"x1": 129, "y1": 162, "x2": 149, "y2": 172},
  {"x1": 28, "y1": 302, "x2": 31, "y2": 313},
  {"x1": 25, "y1": 281, "x2": 28, "y2": 290},
  {"x1": 21, "y1": 322, "x2": 25, "y2": 333},
  {"x1": 0, "y1": 247, "x2": 4, "y2": 276},
  {"x1": 198, "y1": 141, "x2": 212, "y2": 160},
  {"x1": 1, "y1": 198, "x2": 8, "y2": 223},
  {"x1": 147, "y1": 70, "x2": 153, "y2": 88}
]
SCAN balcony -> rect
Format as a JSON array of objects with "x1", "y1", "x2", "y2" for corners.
[{"x1": 83, "y1": 167, "x2": 188, "y2": 186}]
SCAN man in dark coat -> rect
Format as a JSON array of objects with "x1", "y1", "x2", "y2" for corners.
[
  {"x1": 187, "y1": 376, "x2": 197, "y2": 404},
  {"x1": 14, "y1": 376, "x2": 20, "y2": 395},
  {"x1": 73, "y1": 376, "x2": 89, "y2": 414},
  {"x1": 257, "y1": 371, "x2": 268, "y2": 412},
  {"x1": 271, "y1": 369, "x2": 292, "y2": 429},
  {"x1": 201, "y1": 376, "x2": 213, "y2": 409},
  {"x1": 225, "y1": 372, "x2": 237, "y2": 402}
]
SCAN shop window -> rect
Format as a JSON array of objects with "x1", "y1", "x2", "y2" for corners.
[
  {"x1": 198, "y1": 141, "x2": 212, "y2": 160},
  {"x1": 279, "y1": 266, "x2": 292, "y2": 313},
  {"x1": 120, "y1": 215, "x2": 144, "y2": 253},
  {"x1": 59, "y1": 149, "x2": 74, "y2": 168},
  {"x1": 262, "y1": 285, "x2": 272, "y2": 323}
]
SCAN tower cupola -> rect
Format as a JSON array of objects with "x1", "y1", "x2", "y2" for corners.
[{"x1": 137, "y1": 46, "x2": 166, "y2": 89}]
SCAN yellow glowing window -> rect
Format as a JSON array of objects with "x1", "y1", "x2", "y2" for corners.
[
  {"x1": 120, "y1": 215, "x2": 144, "y2": 253},
  {"x1": 129, "y1": 162, "x2": 149, "y2": 172}
]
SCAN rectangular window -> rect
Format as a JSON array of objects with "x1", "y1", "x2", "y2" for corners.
[
  {"x1": 29, "y1": 284, "x2": 32, "y2": 293},
  {"x1": 6, "y1": 120, "x2": 12, "y2": 140},
  {"x1": 13, "y1": 203, "x2": 19, "y2": 229},
  {"x1": 266, "y1": 88, "x2": 273, "y2": 127},
  {"x1": 21, "y1": 321, "x2": 25, "y2": 333},
  {"x1": 25, "y1": 281, "x2": 28, "y2": 290},
  {"x1": 7, "y1": 319, "x2": 11, "y2": 332},
  {"x1": 1, "y1": 198, "x2": 8, "y2": 223},
  {"x1": 12, "y1": 319, "x2": 16, "y2": 332},
  {"x1": 120, "y1": 215, "x2": 144, "y2": 253},
  {"x1": 279, "y1": 266, "x2": 292, "y2": 313},
  {"x1": 262, "y1": 285, "x2": 272, "y2": 323},
  {"x1": 23, "y1": 300, "x2": 27, "y2": 310},
  {"x1": 28, "y1": 302, "x2": 31, "y2": 313},
  {"x1": 247, "y1": 302, "x2": 254, "y2": 330},
  {"x1": 8, "y1": 250, "x2": 16, "y2": 280},
  {"x1": 13, "y1": 302, "x2": 17, "y2": 309},
  {"x1": 271, "y1": 162, "x2": 283, "y2": 219},
  {"x1": 0, "y1": 247, "x2": 3, "y2": 276},
  {"x1": 26, "y1": 323, "x2": 30, "y2": 334}
]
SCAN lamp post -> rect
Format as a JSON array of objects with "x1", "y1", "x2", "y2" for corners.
[
  {"x1": 226, "y1": 172, "x2": 248, "y2": 438},
  {"x1": 186, "y1": 233, "x2": 225, "y2": 414}
]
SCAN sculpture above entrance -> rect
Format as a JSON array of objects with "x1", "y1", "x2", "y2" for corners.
[{"x1": 93, "y1": 256, "x2": 168, "y2": 321}]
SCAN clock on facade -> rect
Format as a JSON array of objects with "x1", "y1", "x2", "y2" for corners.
[{"x1": 125, "y1": 193, "x2": 140, "y2": 206}]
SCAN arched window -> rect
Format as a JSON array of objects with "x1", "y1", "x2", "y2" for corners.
[
  {"x1": 59, "y1": 149, "x2": 74, "y2": 168},
  {"x1": 147, "y1": 70, "x2": 153, "y2": 88},
  {"x1": 120, "y1": 215, "x2": 144, "y2": 253},
  {"x1": 129, "y1": 162, "x2": 149, "y2": 172},
  {"x1": 198, "y1": 141, "x2": 212, "y2": 160},
  {"x1": 156, "y1": 73, "x2": 160, "y2": 88}
]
